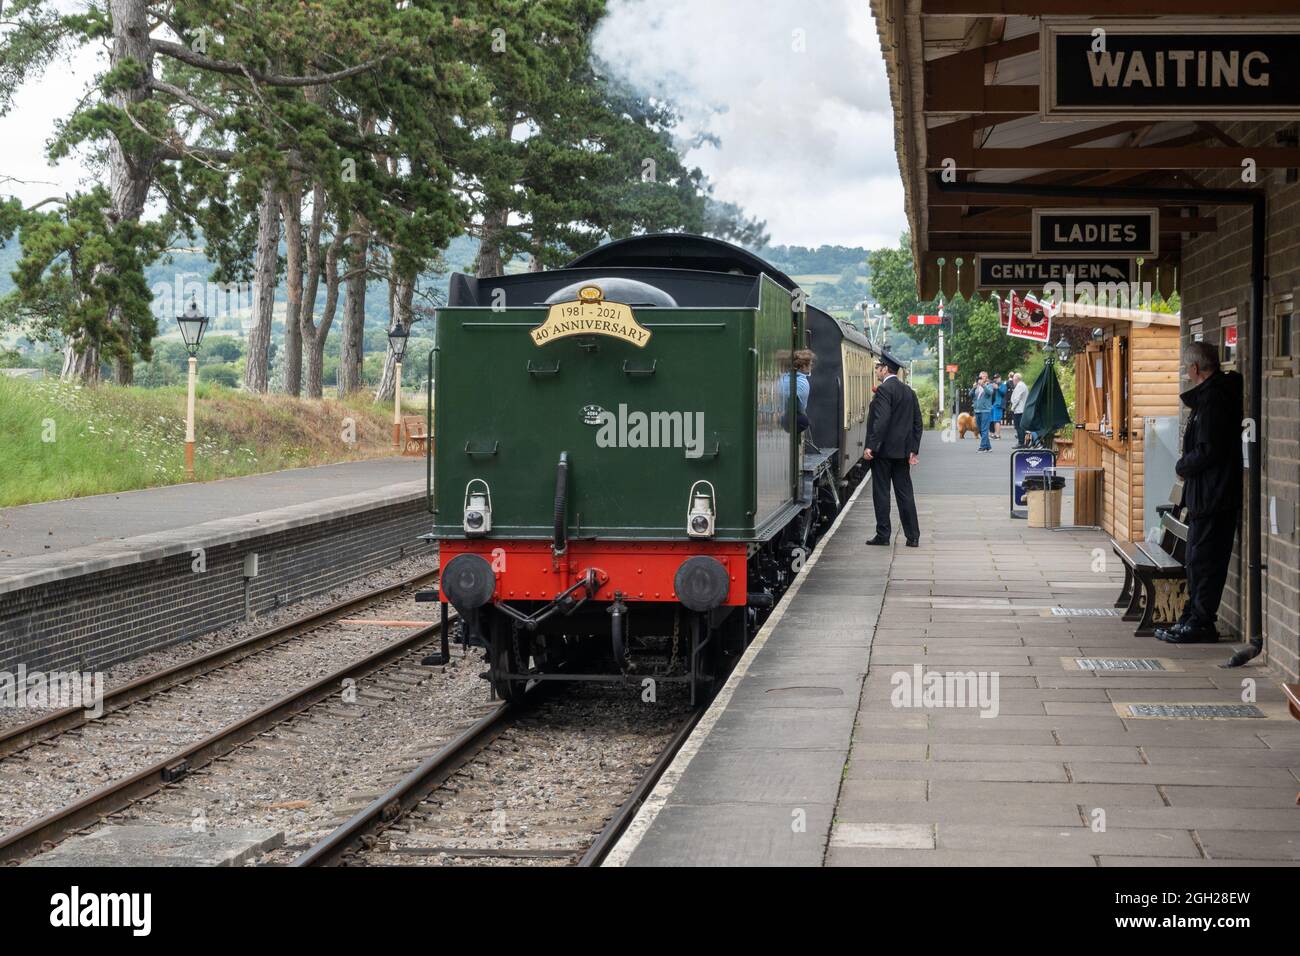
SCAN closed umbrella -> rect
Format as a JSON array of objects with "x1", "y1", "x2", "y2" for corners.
[{"x1": 1022, "y1": 365, "x2": 1071, "y2": 443}]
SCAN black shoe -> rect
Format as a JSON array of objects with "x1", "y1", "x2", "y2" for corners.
[
  {"x1": 1158, "y1": 626, "x2": 1220, "y2": 644},
  {"x1": 1153, "y1": 621, "x2": 1190, "y2": 640},
  {"x1": 905, "y1": 539, "x2": 919, "y2": 548},
  {"x1": 866, "y1": 536, "x2": 890, "y2": 546}
]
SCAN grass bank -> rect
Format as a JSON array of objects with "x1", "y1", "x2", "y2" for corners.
[{"x1": 0, "y1": 376, "x2": 425, "y2": 507}]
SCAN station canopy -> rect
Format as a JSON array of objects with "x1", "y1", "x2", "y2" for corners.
[{"x1": 869, "y1": 1, "x2": 1300, "y2": 301}]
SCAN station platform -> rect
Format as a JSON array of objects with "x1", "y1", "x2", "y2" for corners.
[
  {"x1": 0, "y1": 458, "x2": 424, "y2": 563},
  {"x1": 609, "y1": 434, "x2": 1300, "y2": 867},
  {"x1": 0, "y1": 458, "x2": 429, "y2": 673}
]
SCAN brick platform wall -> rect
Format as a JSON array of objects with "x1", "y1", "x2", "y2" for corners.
[
  {"x1": 0, "y1": 499, "x2": 431, "y2": 674},
  {"x1": 1179, "y1": 121, "x2": 1300, "y2": 681}
]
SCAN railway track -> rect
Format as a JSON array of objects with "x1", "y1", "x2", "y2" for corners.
[
  {"x1": 0, "y1": 571, "x2": 443, "y2": 864},
  {"x1": 294, "y1": 686, "x2": 699, "y2": 868}
]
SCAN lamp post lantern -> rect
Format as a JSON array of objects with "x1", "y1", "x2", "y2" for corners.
[
  {"x1": 388, "y1": 320, "x2": 410, "y2": 449},
  {"x1": 177, "y1": 295, "x2": 208, "y2": 476},
  {"x1": 1054, "y1": 334, "x2": 1072, "y2": 366}
]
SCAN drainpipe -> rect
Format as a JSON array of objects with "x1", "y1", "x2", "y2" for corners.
[{"x1": 933, "y1": 177, "x2": 1265, "y2": 656}]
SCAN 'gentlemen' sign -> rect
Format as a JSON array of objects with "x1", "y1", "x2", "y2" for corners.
[
  {"x1": 975, "y1": 255, "x2": 1136, "y2": 291},
  {"x1": 1032, "y1": 208, "x2": 1158, "y2": 258},
  {"x1": 1041, "y1": 19, "x2": 1300, "y2": 120}
]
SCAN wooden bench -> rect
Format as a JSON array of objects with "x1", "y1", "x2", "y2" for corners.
[
  {"x1": 1112, "y1": 480, "x2": 1189, "y2": 636},
  {"x1": 401, "y1": 415, "x2": 429, "y2": 456}
]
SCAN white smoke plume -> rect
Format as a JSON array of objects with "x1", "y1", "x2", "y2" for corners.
[{"x1": 593, "y1": 0, "x2": 906, "y2": 248}]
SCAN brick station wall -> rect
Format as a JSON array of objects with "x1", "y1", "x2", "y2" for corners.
[
  {"x1": 0, "y1": 499, "x2": 431, "y2": 674},
  {"x1": 1178, "y1": 120, "x2": 1300, "y2": 681}
]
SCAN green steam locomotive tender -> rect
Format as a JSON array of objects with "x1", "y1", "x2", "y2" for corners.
[{"x1": 431, "y1": 235, "x2": 872, "y2": 702}]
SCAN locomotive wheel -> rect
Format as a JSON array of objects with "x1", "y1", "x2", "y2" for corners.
[{"x1": 488, "y1": 614, "x2": 530, "y2": 702}]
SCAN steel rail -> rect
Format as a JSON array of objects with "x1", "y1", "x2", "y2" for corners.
[
  {"x1": 0, "y1": 619, "x2": 445, "y2": 864},
  {"x1": 578, "y1": 710, "x2": 701, "y2": 867},
  {"x1": 295, "y1": 701, "x2": 701, "y2": 868},
  {"x1": 292, "y1": 701, "x2": 514, "y2": 867},
  {"x1": 0, "y1": 569, "x2": 438, "y2": 759}
]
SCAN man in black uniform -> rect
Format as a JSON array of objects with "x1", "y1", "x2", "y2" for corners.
[
  {"x1": 864, "y1": 350, "x2": 923, "y2": 547},
  {"x1": 1155, "y1": 341, "x2": 1243, "y2": 644}
]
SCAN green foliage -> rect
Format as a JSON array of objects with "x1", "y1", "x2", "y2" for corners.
[
  {"x1": 947, "y1": 298, "x2": 1033, "y2": 386},
  {"x1": 2, "y1": 0, "x2": 772, "y2": 391},
  {"x1": 198, "y1": 362, "x2": 239, "y2": 387},
  {"x1": 0, "y1": 0, "x2": 86, "y2": 116},
  {"x1": 868, "y1": 234, "x2": 935, "y2": 346},
  {"x1": 912, "y1": 378, "x2": 938, "y2": 428},
  {"x1": 758, "y1": 244, "x2": 870, "y2": 277},
  {"x1": 202, "y1": 336, "x2": 243, "y2": 363},
  {"x1": 866, "y1": 232, "x2": 1032, "y2": 391},
  {"x1": 0, "y1": 187, "x2": 169, "y2": 367}
]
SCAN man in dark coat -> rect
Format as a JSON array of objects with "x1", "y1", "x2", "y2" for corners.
[
  {"x1": 864, "y1": 350, "x2": 923, "y2": 547},
  {"x1": 1156, "y1": 341, "x2": 1244, "y2": 644}
]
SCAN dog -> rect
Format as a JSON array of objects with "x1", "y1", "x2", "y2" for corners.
[{"x1": 956, "y1": 412, "x2": 978, "y2": 439}]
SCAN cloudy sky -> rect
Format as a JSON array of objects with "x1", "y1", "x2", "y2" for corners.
[
  {"x1": 1, "y1": 0, "x2": 905, "y2": 250},
  {"x1": 594, "y1": 0, "x2": 905, "y2": 248}
]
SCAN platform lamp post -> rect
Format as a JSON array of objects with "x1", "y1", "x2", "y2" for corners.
[
  {"x1": 177, "y1": 296, "x2": 208, "y2": 477},
  {"x1": 387, "y1": 319, "x2": 410, "y2": 450}
]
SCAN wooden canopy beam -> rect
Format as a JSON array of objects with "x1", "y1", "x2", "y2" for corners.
[
  {"x1": 926, "y1": 181, "x2": 1207, "y2": 207},
  {"x1": 928, "y1": 208, "x2": 1216, "y2": 233},
  {"x1": 922, "y1": 0, "x2": 1300, "y2": 14},
  {"x1": 926, "y1": 236, "x2": 1184, "y2": 253},
  {"x1": 929, "y1": 147, "x2": 1300, "y2": 171},
  {"x1": 928, "y1": 118, "x2": 1152, "y2": 165}
]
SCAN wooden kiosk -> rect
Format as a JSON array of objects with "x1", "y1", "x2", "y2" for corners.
[{"x1": 1056, "y1": 303, "x2": 1182, "y2": 542}]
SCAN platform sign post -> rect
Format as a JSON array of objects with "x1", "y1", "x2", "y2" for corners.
[
  {"x1": 937, "y1": 326, "x2": 945, "y2": 422},
  {"x1": 909, "y1": 302, "x2": 946, "y2": 422},
  {"x1": 1010, "y1": 448, "x2": 1056, "y2": 519},
  {"x1": 185, "y1": 357, "x2": 197, "y2": 474},
  {"x1": 393, "y1": 361, "x2": 403, "y2": 449},
  {"x1": 388, "y1": 320, "x2": 411, "y2": 450},
  {"x1": 176, "y1": 296, "x2": 208, "y2": 478}
]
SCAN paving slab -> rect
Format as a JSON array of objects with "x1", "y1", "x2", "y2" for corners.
[
  {"x1": 1196, "y1": 829, "x2": 1300, "y2": 861},
  {"x1": 24, "y1": 825, "x2": 284, "y2": 867},
  {"x1": 1161, "y1": 786, "x2": 1300, "y2": 808},
  {"x1": 934, "y1": 824, "x2": 1202, "y2": 858},
  {"x1": 926, "y1": 780, "x2": 1167, "y2": 807},
  {"x1": 705, "y1": 706, "x2": 859, "y2": 751},
  {"x1": 624, "y1": 803, "x2": 833, "y2": 867},
  {"x1": 827, "y1": 847, "x2": 1098, "y2": 866},
  {"x1": 834, "y1": 795, "x2": 1083, "y2": 827}
]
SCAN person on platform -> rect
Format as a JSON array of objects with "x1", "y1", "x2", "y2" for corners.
[
  {"x1": 1009, "y1": 372, "x2": 1029, "y2": 447},
  {"x1": 990, "y1": 374, "x2": 1006, "y2": 439},
  {"x1": 1155, "y1": 342, "x2": 1244, "y2": 645},
  {"x1": 970, "y1": 372, "x2": 994, "y2": 452},
  {"x1": 864, "y1": 350, "x2": 923, "y2": 548},
  {"x1": 779, "y1": 349, "x2": 815, "y2": 433}
]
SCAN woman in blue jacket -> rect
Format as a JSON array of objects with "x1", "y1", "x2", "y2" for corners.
[
  {"x1": 990, "y1": 374, "x2": 1006, "y2": 440},
  {"x1": 970, "y1": 372, "x2": 995, "y2": 452}
]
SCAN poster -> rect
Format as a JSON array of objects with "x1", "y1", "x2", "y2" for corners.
[
  {"x1": 1006, "y1": 292, "x2": 1055, "y2": 344},
  {"x1": 1010, "y1": 449, "x2": 1057, "y2": 519}
]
